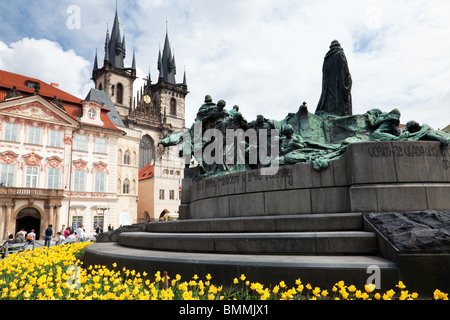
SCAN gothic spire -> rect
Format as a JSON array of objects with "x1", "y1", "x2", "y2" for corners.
[
  {"x1": 158, "y1": 20, "x2": 176, "y2": 84},
  {"x1": 104, "y1": 23, "x2": 110, "y2": 62},
  {"x1": 106, "y1": 7, "x2": 125, "y2": 69},
  {"x1": 131, "y1": 47, "x2": 136, "y2": 71},
  {"x1": 182, "y1": 66, "x2": 187, "y2": 87},
  {"x1": 93, "y1": 48, "x2": 98, "y2": 71}
]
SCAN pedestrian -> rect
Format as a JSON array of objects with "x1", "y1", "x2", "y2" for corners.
[
  {"x1": 59, "y1": 224, "x2": 66, "y2": 235},
  {"x1": 44, "y1": 224, "x2": 53, "y2": 247},
  {"x1": 26, "y1": 229, "x2": 36, "y2": 245},
  {"x1": 17, "y1": 228, "x2": 27, "y2": 238},
  {"x1": 0, "y1": 234, "x2": 14, "y2": 258},
  {"x1": 56, "y1": 232, "x2": 65, "y2": 245},
  {"x1": 67, "y1": 231, "x2": 77, "y2": 241},
  {"x1": 1, "y1": 234, "x2": 13, "y2": 246},
  {"x1": 76, "y1": 224, "x2": 85, "y2": 242},
  {"x1": 64, "y1": 226, "x2": 71, "y2": 239},
  {"x1": 13, "y1": 233, "x2": 25, "y2": 244}
]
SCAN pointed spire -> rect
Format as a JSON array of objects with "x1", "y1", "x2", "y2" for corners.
[
  {"x1": 122, "y1": 26, "x2": 126, "y2": 58},
  {"x1": 131, "y1": 46, "x2": 136, "y2": 70},
  {"x1": 93, "y1": 48, "x2": 98, "y2": 71},
  {"x1": 147, "y1": 66, "x2": 152, "y2": 86},
  {"x1": 182, "y1": 65, "x2": 187, "y2": 87},
  {"x1": 107, "y1": 7, "x2": 124, "y2": 69},
  {"x1": 160, "y1": 20, "x2": 176, "y2": 84},
  {"x1": 158, "y1": 48, "x2": 164, "y2": 80},
  {"x1": 104, "y1": 22, "x2": 110, "y2": 62},
  {"x1": 172, "y1": 48, "x2": 176, "y2": 75}
]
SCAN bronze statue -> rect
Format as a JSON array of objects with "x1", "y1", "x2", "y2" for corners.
[{"x1": 315, "y1": 40, "x2": 353, "y2": 117}]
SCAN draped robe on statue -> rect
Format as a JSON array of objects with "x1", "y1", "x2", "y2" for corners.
[{"x1": 315, "y1": 40, "x2": 353, "y2": 117}]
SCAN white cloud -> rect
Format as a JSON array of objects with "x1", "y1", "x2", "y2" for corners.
[
  {"x1": 0, "y1": 38, "x2": 92, "y2": 99},
  {"x1": 1, "y1": 0, "x2": 449, "y2": 130}
]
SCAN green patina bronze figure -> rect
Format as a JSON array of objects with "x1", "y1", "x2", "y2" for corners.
[
  {"x1": 315, "y1": 40, "x2": 353, "y2": 117},
  {"x1": 159, "y1": 40, "x2": 450, "y2": 180}
]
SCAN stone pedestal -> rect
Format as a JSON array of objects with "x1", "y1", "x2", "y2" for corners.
[{"x1": 182, "y1": 141, "x2": 450, "y2": 219}]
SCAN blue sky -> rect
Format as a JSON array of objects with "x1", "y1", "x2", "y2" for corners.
[{"x1": 0, "y1": 0, "x2": 449, "y2": 129}]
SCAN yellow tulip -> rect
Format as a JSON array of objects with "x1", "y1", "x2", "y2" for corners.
[
  {"x1": 365, "y1": 284, "x2": 376, "y2": 293},
  {"x1": 397, "y1": 281, "x2": 406, "y2": 289}
]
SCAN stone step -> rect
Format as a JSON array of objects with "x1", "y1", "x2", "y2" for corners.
[
  {"x1": 119, "y1": 231, "x2": 378, "y2": 255},
  {"x1": 145, "y1": 212, "x2": 364, "y2": 233},
  {"x1": 85, "y1": 242, "x2": 399, "y2": 290}
]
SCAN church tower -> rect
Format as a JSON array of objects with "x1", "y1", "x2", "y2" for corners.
[
  {"x1": 92, "y1": 7, "x2": 137, "y2": 121},
  {"x1": 127, "y1": 22, "x2": 188, "y2": 169},
  {"x1": 91, "y1": 8, "x2": 188, "y2": 170}
]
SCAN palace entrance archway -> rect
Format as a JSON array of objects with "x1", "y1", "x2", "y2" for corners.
[{"x1": 15, "y1": 207, "x2": 41, "y2": 240}]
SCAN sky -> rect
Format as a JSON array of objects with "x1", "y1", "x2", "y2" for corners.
[{"x1": 0, "y1": 0, "x2": 449, "y2": 130}]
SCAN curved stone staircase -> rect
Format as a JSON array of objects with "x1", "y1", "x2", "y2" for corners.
[{"x1": 85, "y1": 212, "x2": 399, "y2": 290}]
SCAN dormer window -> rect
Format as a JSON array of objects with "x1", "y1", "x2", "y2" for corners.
[
  {"x1": 25, "y1": 80, "x2": 39, "y2": 88},
  {"x1": 88, "y1": 108, "x2": 97, "y2": 118}
]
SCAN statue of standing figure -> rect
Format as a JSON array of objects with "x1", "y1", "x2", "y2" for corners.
[{"x1": 315, "y1": 40, "x2": 353, "y2": 117}]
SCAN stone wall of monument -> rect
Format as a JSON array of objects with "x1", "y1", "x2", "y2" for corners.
[{"x1": 181, "y1": 141, "x2": 450, "y2": 219}]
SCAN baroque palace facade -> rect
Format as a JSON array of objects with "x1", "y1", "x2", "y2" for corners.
[{"x1": 0, "y1": 7, "x2": 187, "y2": 239}]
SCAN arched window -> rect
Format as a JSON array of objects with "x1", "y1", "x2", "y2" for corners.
[
  {"x1": 123, "y1": 179, "x2": 130, "y2": 194},
  {"x1": 139, "y1": 135, "x2": 154, "y2": 170},
  {"x1": 117, "y1": 83, "x2": 123, "y2": 104},
  {"x1": 170, "y1": 98, "x2": 176, "y2": 115},
  {"x1": 123, "y1": 150, "x2": 130, "y2": 165}
]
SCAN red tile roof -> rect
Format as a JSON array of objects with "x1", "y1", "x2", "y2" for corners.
[
  {"x1": 0, "y1": 69, "x2": 82, "y2": 104},
  {"x1": 0, "y1": 69, "x2": 124, "y2": 133},
  {"x1": 138, "y1": 163, "x2": 154, "y2": 181}
]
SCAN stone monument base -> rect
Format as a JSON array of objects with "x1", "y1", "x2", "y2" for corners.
[
  {"x1": 84, "y1": 141, "x2": 450, "y2": 296},
  {"x1": 183, "y1": 141, "x2": 450, "y2": 219}
]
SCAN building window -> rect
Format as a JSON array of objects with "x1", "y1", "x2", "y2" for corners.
[
  {"x1": 94, "y1": 172, "x2": 106, "y2": 193},
  {"x1": 169, "y1": 190, "x2": 175, "y2": 200},
  {"x1": 0, "y1": 163, "x2": 15, "y2": 187},
  {"x1": 123, "y1": 150, "x2": 130, "y2": 165},
  {"x1": 75, "y1": 134, "x2": 87, "y2": 151},
  {"x1": 170, "y1": 98, "x2": 176, "y2": 115},
  {"x1": 159, "y1": 189, "x2": 165, "y2": 200},
  {"x1": 96, "y1": 137, "x2": 106, "y2": 153},
  {"x1": 117, "y1": 83, "x2": 123, "y2": 104},
  {"x1": 72, "y1": 216, "x2": 83, "y2": 229},
  {"x1": 48, "y1": 167, "x2": 60, "y2": 189},
  {"x1": 49, "y1": 130, "x2": 62, "y2": 148},
  {"x1": 88, "y1": 109, "x2": 96, "y2": 118},
  {"x1": 4, "y1": 122, "x2": 18, "y2": 142},
  {"x1": 139, "y1": 135, "x2": 154, "y2": 170},
  {"x1": 28, "y1": 126, "x2": 41, "y2": 145},
  {"x1": 26, "y1": 166, "x2": 38, "y2": 188},
  {"x1": 74, "y1": 170, "x2": 85, "y2": 191},
  {"x1": 123, "y1": 179, "x2": 130, "y2": 194}
]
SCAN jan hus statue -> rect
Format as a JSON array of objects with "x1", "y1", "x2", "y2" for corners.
[{"x1": 315, "y1": 40, "x2": 353, "y2": 117}]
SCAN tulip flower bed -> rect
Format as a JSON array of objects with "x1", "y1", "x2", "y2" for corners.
[{"x1": 0, "y1": 242, "x2": 448, "y2": 300}]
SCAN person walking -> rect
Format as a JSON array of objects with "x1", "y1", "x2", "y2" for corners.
[
  {"x1": 64, "y1": 226, "x2": 71, "y2": 239},
  {"x1": 26, "y1": 229, "x2": 36, "y2": 245},
  {"x1": 76, "y1": 224, "x2": 85, "y2": 242},
  {"x1": 44, "y1": 224, "x2": 53, "y2": 247}
]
